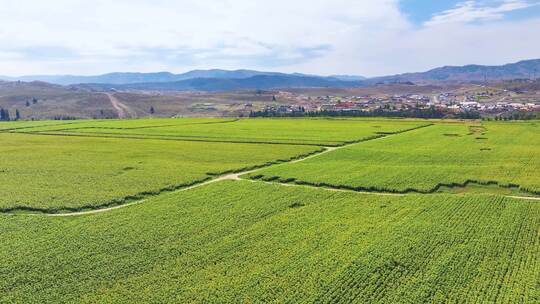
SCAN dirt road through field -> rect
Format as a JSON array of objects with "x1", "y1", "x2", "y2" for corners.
[
  {"x1": 43, "y1": 144, "x2": 388, "y2": 216},
  {"x1": 105, "y1": 93, "x2": 136, "y2": 119},
  {"x1": 506, "y1": 195, "x2": 540, "y2": 201}
]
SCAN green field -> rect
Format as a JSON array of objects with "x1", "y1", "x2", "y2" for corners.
[
  {"x1": 12, "y1": 117, "x2": 428, "y2": 146},
  {"x1": 0, "y1": 132, "x2": 320, "y2": 212},
  {"x1": 249, "y1": 121, "x2": 540, "y2": 194},
  {"x1": 1, "y1": 181, "x2": 538, "y2": 303},
  {"x1": 0, "y1": 120, "x2": 85, "y2": 131},
  {"x1": 1, "y1": 118, "x2": 538, "y2": 303},
  {"x1": 10, "y1": 117, "x2": 237, "y2": 131}
]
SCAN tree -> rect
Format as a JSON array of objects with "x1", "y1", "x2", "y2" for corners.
[
  {"x1": 26, "y1": 101, "x2": 31, "y2": 107},
  {"x1": 150, "y1": 106, "x2": 155, "y2": 114},
  {"x1": 0, "y1": 108, "x2": 10, "y2": 121},
  {"x1": 32, "y1": 98, "x2": 38, "y2": 104},
  {"x1": 15, "y1": 109, "x2": 20, "y2": 120},
  {"x1": 272, "y1": 95, "x2": 277, "y2": 102}
]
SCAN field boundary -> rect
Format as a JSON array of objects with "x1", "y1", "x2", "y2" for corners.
[
  {"x1": 244, "y1": 178, "x2": 407, "y2": 196},
  {"x1": 247, "y1": 175, "x2": 540, "y2": 197}
]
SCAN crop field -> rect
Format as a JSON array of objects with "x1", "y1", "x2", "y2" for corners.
[
  {"x1": 1, "y1": 181, "x2": 538, "y2": 303},
  {"x1": 0, "y1": 120, "x2": 84, "y2": 131},
  {"x1": 6, "y1": 117, "x2": 237, "y2": 133},
  {"x1": 1, "y1": 117, "x2": 539, "y2": 303},
  {"x1": 0, "y1": 132, "x2": 320, "y2": 212},
  {"x1": 11, "y1": 117, "x2": 428, "y2": 146},
  {"x1": 249, "y1": 121, "x2": 540, "y2": 194}
]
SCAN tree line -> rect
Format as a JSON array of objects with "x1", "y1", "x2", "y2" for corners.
[
  {"x1": 483, "y1": 111, "x2": 540, "y2": 121},
  {"x1": 249, "y1": 107, "x2": 481, "y2": 120},
  {"x1": 0, "y1": 108, "x2": 21, "y2": 121}
]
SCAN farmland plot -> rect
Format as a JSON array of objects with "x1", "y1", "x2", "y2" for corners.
[
  {"x1": 0, "y1": 133, "x2": 319, "y2": 211},
  {"x1": 249, "y1": 122, "x2": 540, "y2": 194},
  {"x1": 0, "y1": 120, "x2": 84, "y2": 131},
  {"x1": 0, "y1": 181, "x2": 538, "y2": 303},
  {"x1": 7, "y1": 117, "x2": 237, "y2": 133},
  {"x1": 20, "y1": 117, "x2": 428, "y2": 146}
]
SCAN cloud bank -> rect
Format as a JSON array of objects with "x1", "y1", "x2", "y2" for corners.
[{"x1": 0, "y1": 0, "x2": 538, "y2": 76}]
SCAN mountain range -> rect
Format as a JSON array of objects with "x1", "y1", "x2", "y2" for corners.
[
  {"x1": 79, "y1": 74, "x2": 363, "y2": 92},
  {"x1": 370, "y1": 59, "x2": 540, "y2": 84},
  {"x1": 0, "y1": 69, "x2": 365, "y2": 86},
  {"x1": 1, "y1": 59, "x2": 539, "y2": 91}
]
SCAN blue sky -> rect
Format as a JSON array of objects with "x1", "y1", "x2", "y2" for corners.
[
  {"x1": 400, "y1": 0, "x2": 462, "y2": 24},
  {"x1": 0, "y1": 0, "x2": 539, "y2": 76}
]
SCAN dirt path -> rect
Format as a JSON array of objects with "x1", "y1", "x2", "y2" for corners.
[
  {"x1": 105, "y1": 93, "x2": 136, "y2": 119},
  {"x1": 506, "y1": 195, "x2": 540, "y2": 201},
  {"x1": 44, "y1": 172, "x2": 260, "y2": 217},
  {"x1": 44, "y1": 145, "x2": 371, "y2": 217},
  {"x1": 48, "y1": 200, "x2": 147, "y2": 217},
  {"x1": 23, "y1": 176, "x2": 540, "y2": 217}
]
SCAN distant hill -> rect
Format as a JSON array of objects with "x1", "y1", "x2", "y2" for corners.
[
  {"x1": 0, "y1": 70, "x2": 269, "y2": 85},
  {"x1": 3, "y1": 58, "x2": 539, "y2": 88},
  {"x1": 370, "y1": 59, "x2": 540, "y2": 84},
  {"x1": 177, "y1": 69, "x2": 287, "y2": 80},
  {"x1": 329, "y1": 75, "x2": 367, "y2": 81},
  {"x1": 0, "y1": 69, "x2": 365, "y2": 86},
  {"x1": 81, "y1": 74, "x2": 362, "y2": 92},
  {"x1": 0, "y1": 80, "x2": 118, "y2": 120}
]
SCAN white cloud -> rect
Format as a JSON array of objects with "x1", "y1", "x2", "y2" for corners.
[
  {"x1": 0, "y1": 0, "x2": 407, "y2": 75},
  {"x1": 0, "y1": 0, "x2": 538, "y2": 76},
  {"x1": 425, "y1": 0, "x2": 535, "y2": 26}
]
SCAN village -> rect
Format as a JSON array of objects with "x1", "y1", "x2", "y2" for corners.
[{"x1": 250, "y1": 85, "x2": 540, "y2": 119}]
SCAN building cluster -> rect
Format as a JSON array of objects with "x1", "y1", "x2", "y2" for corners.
[
  {"x1": 439, "y1": 101, "x2": 540, "y2": 113},
  {"x1": 433, "y1": 91, "x2": 540, "y2": 114},
  {"x1": 251, "y1": 90, "x2": 540, "y2": 118}
]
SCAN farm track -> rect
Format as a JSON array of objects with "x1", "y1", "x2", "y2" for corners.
[
  {"x1": 506, "y1": 196, "x2": 540, "y2": 201},
  {"x1": 106, "y1": 93, "x2": 137, "y2": 119},
  {"x1": 38, "y1": 146, "x2": 408, "y2": 217},
  {"x1": 46, "y1": 174, "x2": 247, "y2": 217}
]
